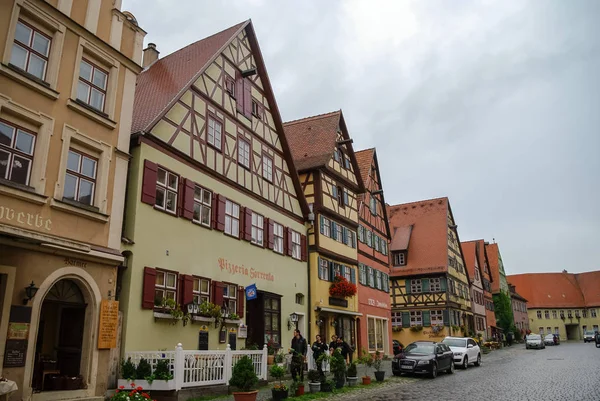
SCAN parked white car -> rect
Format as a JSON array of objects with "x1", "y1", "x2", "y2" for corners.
[
  {"x1": 441, "y1": 337, "x2": 481, "y2": 369},
  {"x1": 525, "y1": 334, "x2": 545, "y2": 349}
]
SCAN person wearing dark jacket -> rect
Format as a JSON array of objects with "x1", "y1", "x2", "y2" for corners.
[
  {"x1": 336, "y1": 336, "x2": 352, "y2": 363},
  {"x1": 290, "y1": 329, "x2": 307, "y2": 381},
  {"x1": 329, "y1": 335, "x2": 338, "y2": 353},
  {"x1": 311, "y1": 335, "x2": 328, "y2": 376}
]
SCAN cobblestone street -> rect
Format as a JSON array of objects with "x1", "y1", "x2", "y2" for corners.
[{"x1": 338, "y1": 342, "x2": 600, "y2": 401}]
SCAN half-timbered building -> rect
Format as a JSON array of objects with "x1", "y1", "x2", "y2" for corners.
[
  {"x1": 461, "y1": 240, "x2": 487, "y2": 338},
  {"x1": 469, "y1": 239, "x2": 498, "y2": 339},
  {"x1": 120, "y1": 20, "x2": 309, "y2": 353},
  {"x1": 284, "y1": 110, "x2": 365, "y2": 357},
  {"x1": 387, "y1": 197, "x2": 473, "y2": 345},
  {"x1": 354, "y1": 148, "x2": 392, "y2": 355}
]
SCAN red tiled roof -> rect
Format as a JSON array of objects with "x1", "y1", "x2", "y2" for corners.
[
  {"x1": 476, "y1": 239, "x2": 493, "y2": 284},
  {"x1": 132, "y1": 21, "x2": 248, "y2": 133},
  {"x1": 461, "y1": 241, "x2": 477, "y2": 280},
  {"x1": 283, "y1": 111, "x2": 341, "y2": 171},
  {"x1": 387, "y1": 197, "x2": 449, "y2": 277},
  {"x1": 575, "y1": 271, "x2": 600, "y2": 307},
  {"x1": 507, "y1": 273, "x2": 587, "y2": 308},
  {"x1": 354, "y1": 148, "x2": 374, "y2": 188},
  {"x1": 390, "y1": 225, "x2": 412, "y2": 251},
  {"x1": 486, "y1": 243, "x2": 502, "y2": 293}
]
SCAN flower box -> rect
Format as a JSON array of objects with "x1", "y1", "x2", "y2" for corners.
[
  {"x1": 117, "y1": 379, "x2": 176, "y2": 391},
  {"x1": 153, "y1": 311, "x2": 178, "y2": 321},
  {"x1": 224, "y1": 319, "x2": 242, "y2": 325},
  {"x1": 192, "y1": 316, "x2": 216, "y2": 323}
]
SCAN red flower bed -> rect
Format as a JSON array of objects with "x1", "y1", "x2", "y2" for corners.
[{"x1": 329, "y1": 275, "x2": 357, "y2": 298}]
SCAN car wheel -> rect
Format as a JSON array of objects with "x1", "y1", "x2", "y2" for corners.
[
  {"x1": 526, "y1": 345, "x2": 529, "y2": 349},
  {"x1": 474, "y1": 354, "x2": 481, "y2": 367},
  {"x1": 462, "y1": 356, "x2": 468, "y2": 369},
  {"x1": 393, "y1": 371, "x2": 402, "y2": 377},
  {"x1": 596, "y1": 344, "x2": 599, "y2": 348},
  {"x1": 447, "y1": 361, "x2": 455, "y2": 374},
  {"x1": 430, "y1": 363, "x2": 438, "y2": 379}
]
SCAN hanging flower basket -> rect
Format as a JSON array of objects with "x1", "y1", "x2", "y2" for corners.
[
  {"x1": 431, "y1": 324, "x2": 443, "y2": 334},
  {"x1": 329, "y1": 276, "x2": 357, "y2": 299}
]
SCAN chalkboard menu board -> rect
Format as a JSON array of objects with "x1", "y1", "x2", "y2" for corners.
[
  {"x1": 4, "y1": 340, "x2": 27, "y2": 367},
  {"x1": 3, "y1": 306, "x2": 32, "y2": 368}
]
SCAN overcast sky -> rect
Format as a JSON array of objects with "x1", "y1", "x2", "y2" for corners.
[{"x1": 123, "y1": 0, "x2": 600, "y2": 275}]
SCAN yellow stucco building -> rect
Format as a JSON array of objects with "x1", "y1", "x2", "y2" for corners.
[{"x1": 119, "y1": 21, "x2": 310, "y2": 353}]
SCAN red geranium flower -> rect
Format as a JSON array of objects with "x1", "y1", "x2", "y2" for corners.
[{"x1": 329, "y1": 275, "x2": 357, "y2": 298}]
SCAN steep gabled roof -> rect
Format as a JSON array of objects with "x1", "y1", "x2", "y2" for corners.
[
  {"x1": 132, "y1": 21, "x2": 247, "y2": 133},
  {"x1": 575, "y1": 271, "x2": 600, "y2": 307},
  {"x1": 355, "y1": 148, "x2": 391, "y2": 239},
  {"x1": 283, "y1": 110, "x2": 365, "y2": 192},
  {"x1": 486, "y1": 243, "x2": 502, "y2": 293},
  {"x1": 461, "y1": 241, "x2": 478, "y2": 281}
]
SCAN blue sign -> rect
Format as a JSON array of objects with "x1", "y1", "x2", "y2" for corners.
[{"x1": 245, "y1": 284, "x2": 257, "y2": 301}]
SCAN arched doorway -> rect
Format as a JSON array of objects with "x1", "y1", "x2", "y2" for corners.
[{"x1": 32, "y1": 279, "x2": 87, "y2": 392}]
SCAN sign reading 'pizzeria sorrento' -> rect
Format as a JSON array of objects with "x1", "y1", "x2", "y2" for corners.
[
  {"x1": 218, "y1": 258, "x2": 275, "y2": 282},
  {"x1": 0, "y1": 205, "x2": 52, "y2": 231}
]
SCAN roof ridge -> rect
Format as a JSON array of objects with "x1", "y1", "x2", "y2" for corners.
[
  {"x1": 387, "y1": 196, "x2": 449, "y2": 209},
  {"x1": 355, "y1": 147, "x2": 375, "y2": 155},
  {"x1": 283, "y1": 110, "x2": 341, "y2": 126}
]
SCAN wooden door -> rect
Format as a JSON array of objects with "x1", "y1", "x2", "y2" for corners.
[{"x1": 57, "y1": 307, "x2": 85, "y2": 376}]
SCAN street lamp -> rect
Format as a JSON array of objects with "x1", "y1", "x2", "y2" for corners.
[
  {"x1": 288, "y1": 312, "x2": 299, "y2": 330},
  {"x1": 23, "y1": 281, "x2": 38, "y2": 305}
]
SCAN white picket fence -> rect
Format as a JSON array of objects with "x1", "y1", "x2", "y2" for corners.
[{"x1": 121, "y1": 343, "x2": 268, "y2": 390}]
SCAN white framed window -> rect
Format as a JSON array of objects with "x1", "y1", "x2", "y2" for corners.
[
  {"x1": 273, "y1": 222, "x2": 284, "y2": 253},
  {"x1": 359, "y1": 264, "x2": 367, "y2": 285},
  {"x1": 319, "y1": 258, "x2": 329, "y2": 280},
  {"x1": 381, "y1": 240, "x2": 387, "y2": 255},
  {"x1": 376, "y1": 270, "x2": 382, "y2": 290},
  {"x1": 251, "y1": 100, "x2": 262, "y2": 119},
  {"x1": 552, "y1": 310, "x2": 557, "y2": 319},
  {"x1": 251, "y1": 212, "x2": 264, "y2": 246},
  {"x1": 391, "y1": 312, "x2": 402, "y2": 328},
  {"x1": 77, "y1": 59, "x2": 108, "y2": 112},
  {"x1": 393, "y1": 252, "x2": 406, "y2": 266},
  {"x1": 224, "y1": 200, "x2": 240, "y2": 237},
  {"x1": 155, "y1": 270, "x2": 177, "y2": 303},
  {"x1": 567, "y1": 310, "x2": 572, "y2": 318},
  {"x1": 411, "y1": 279, "x2": 422, "y2": 294},
  {"x1": 368, "y1": 267, "x2": 375, "y2": 287},
  {"x1": 536, "y1": 310, "x2": 542, "y2": 319},
  {"x1": 225, "y1": 75, "x2": 235, "y2": 97},
  {"x1": 410, "y1": 311, "x2": 422, "y2": 326},
  {"x1": 366, "y1": 230, "x2": 372, "y2": 247},
  {"x1": 591, "y1": 309, "x2": 597, "y2": 318},
  {"x1": 0, "y1": 120, "x2": 36, "y2": 186},
  {"x1": 344, "y1": 156, "x2": 351, "y2": 170},
  {"x1": 295, "y1": 293, "x2": 304, "y2": 305},
  {"x1": 322, "y1": 217, "x2": 331, "y2": 237},
  {"x1": 430, "y1": 278, "x2": 441, "y2": 292},
  {"x1": 291, "y1": 230, "x2": 301, "y2": 260},
  {"x1": 370, "y1": 196, "x2": 377, "y2": 215},
  {"x1": 344, "y1": 265, "x2": 351, "y2": 282},
  {"x1": 358, "y1": 225, "x2": 364, "y2": 242},
  {"x1": 367, "y1": 317, "x2": 386, "y2": 351},
  {"x1": 222, "y1": 283, "x2": 237, "y2": 314},
  {"x1": 193, "y1": 277, "x2": 210, "y2": 305},
  {"x1": 343, "y1": 188, "x2": 349, "y2": 206},
  {"x1": 155, "y1": 167, "x2": 178, "y2": 213},
  {"x1": 431, "y1": 310, "x2": 444, "y2": 325},
  {"x1": 63, "y1": 149, "x2": 97, "y2": 205},
  {"x1": 207, "y1": 117, "x2": 222, "y2": 150},
  {"x1": 238, "y1": 138, "x2": 250, "y2": 169},
  {"x1": 262, "y1": 154, "x2": 273, "y2": 182},
  {"x1": 193, "y1": 185, "x2": 212, "y2": 226},
  {"x1": 544, "y1": 310, "x2": 550, "y2": 319},
  {"x1": 11, "y1": 20, "x2": 51, "y2": 81},
  {"x1": 346, "y1": 228, "x2": 352, "y2": 246},
  {"x1": 374, "y1": 235, "x2": 380, "y2": 252},
  {"x1": 336, "y1": 224, "x2": 343, "y2": 243}
]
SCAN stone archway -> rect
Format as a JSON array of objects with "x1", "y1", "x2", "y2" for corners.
[{"x1": 23, "y1": 267, "x2": 101, "y2": 399}]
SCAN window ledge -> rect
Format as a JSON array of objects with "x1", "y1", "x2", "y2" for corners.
[
  {"x1": 50, "y1": 198, "x2": 109, "y2": 222},
  {"x1": 192, "y1": 316, "x2": 216, "y2": 323},
  {"x1": 67, "y1": 98, "x2": 116, "y2": 129},
  {"x1": 0, "y1": 179, "x2": 47, "y2": 205},
  {"x1": 0, "y1": 63, "x2": 59, "y2": 100},
  {"x1": 223, "y1": 319, "x2": 242, "y2": 325}
]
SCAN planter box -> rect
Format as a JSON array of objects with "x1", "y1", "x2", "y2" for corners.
[
  {"x1": 118, "y1": 379, "x2": 176, "y2": 391},
  {"x1": 153, "y1": 311, "x2": 179, "y2": 322},
  {"x1": 192, "y1": 316, "x2": 216, "y2": 323},
  {"x1": 224, "y1": 319, "x2": 242, "y2": 325}
]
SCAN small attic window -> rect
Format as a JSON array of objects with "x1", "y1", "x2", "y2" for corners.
[
  {"x1": 393, "y1": 251, "x2": 406, "y2": 266},
  {"x1": 295, "y1": 293, "x2": 304, "y2": 305},
  {"x1": 225, "y1": 76, "x2": 235, "y2": 98}
]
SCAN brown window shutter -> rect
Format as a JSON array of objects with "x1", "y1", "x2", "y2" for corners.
[
  {"x1": 286, "y1": 227, "x2": 293, "y2": 257},
  {"x1": 237, "y1": 287, "x2": 245, "y2": 318},
  {"x1": 142, "y1": 267, "x2": 157, "y2": 309},
  {"x1": 215, "y1": 194, "x2": 227, "y2": 231},
  {"x1": 235, "y1": 71, "x2": 244, "y2": 113},
  {"x1": 243, "y1": 207, "x2": 253, "y2": 241},
  {"x1": 141, "y1": 160, "x2": 158, "y2": 205},
  {"x1": 266, "y1": 218, "x2": 274, "y2": 249},
  {"x1": 212, "y1": 281, "x2": 225, "y2": 308},
  {"x1": 181, "y1": 274, "x2": 194, "y2": 306},
  {"x1": 243, "y1": 78, "x2": 252, "y2": 118},
  {"x1": 301, "y1": 234, "x2": 307, "y2": 261},
  {"x1": 182, "y1": 179, "x2": 195, "y2": 220}
]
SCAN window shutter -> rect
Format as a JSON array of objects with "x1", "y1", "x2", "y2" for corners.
[
  {"x1": 212, "y1": 281, "x2": 225, "y2": 308},
  {"x1": 352, "y1": 232, "x2": 356, "y2": 248},
  {"x1": 342, "y1": 227, "x2": 348, "y2": 245},
  {"x1": 329, "y1": 261, "x2": 335, "y2": 282},
  {"x1": 243, "y1": 78, "x2": 252, "y2": 118},
  {"x1": 141, "y1": 160, "x2": 158, "y2": 205},
  {"x1": 235, "y1": 70, "x2": 244, "y2": 113},
  {"x1": 182, "y1": 179, "x2": 195, "y2": 220},
  {"x1": 331, "y1": 222, "x2": 337, "y2": 240},
  {"x1": 237, "y1": 287, "x2": 245, "y2": 318},
  {"x1": 423, "y1": 311, "x2": 431, "y2": 327},
  {"x1": 422, "y1": 278, "x2": 430, "y2": 293},
  {"x1": 367, "y1": 267, "x2": 373, "y2": 287},
  {"x1": 142, "y1": 267, "x2": 156, "y2": 309},
  {"x1": 402, "y1": 312, "x2": 410, "y2": 327},
  {"x1": 181, "y1": 274, "x2": 194, "y2": 306},
  {"x1": 286, "y1": 227, "x2": 293, "y2": 257},
  {"x1": 350, "y1": 268, "x2": 356, "y2": 284},
  {"x1": 319, "y1": 215, "x2": 324, "y2": 235},
  {"x1": 266, "y1": 219, "x2": 274, "y2": 249},
  {"x1": 300, "y1": 234, "x2": 307, "y2": 261},
  {"x1": 440, "y1": 277, "x2": 447, "y2": 292},
  {"x1": 215, "y1": 194, "x2": 226, "y2": 231},
  {"x1": 358, "y1": 226, "x2": 363, "y2": 242},
  {"x1": 405, "y1": 279, "x2": 411, "y2": 294},
  {"x1": 443, "y1": 310, "x2": 450, "y2": 326},
  {"x1": 383, "y1": 274, "x2": 388, "y2": 292},
  {"x1": 343, "y1": 190, "x2": 348, "y2": 205},
  {"x1": 243, "y1": 207, "x2": 253, "y2": 241}
]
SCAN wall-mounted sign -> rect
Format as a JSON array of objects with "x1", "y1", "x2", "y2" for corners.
[
  {"x1": 245, "y1": 284, "x2": 257, "y2": 300},
  {"x1": 0, "y1": 205, "x2": 52, "y2": 231},
  {"x1": 64, "y1": 258, "x2": 87, "y2": 268},
  {"x1": 329, "y1": 297, "x2": 348, "y2": 308},
  {"x1": 367, "y1": 299, "x2": 388, "y2": 309},
  {"x1": 4, "y1": 306, "x2": 31, "y2": 367},
  {"x1": 7, "y1": 323, "x2": 29, "y2": 340},
  {"x1": 98, "y1": 300, "x2": 119, "y2": 349},
  {"x1": 218, "y1": 258, "x2": 274, "y2": 282},
  {"x1": 238, "y1": 325, "x2": 247, "y2": 339},
  {"x1": 3, "y1": 340, "x2": 26, "y2": 367}
]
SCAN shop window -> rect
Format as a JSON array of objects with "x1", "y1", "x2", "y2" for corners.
[
  {"x1": 63, "y1": 149, "x2": 97, "y2": 206},
  {"x1": 155, "y1": 269, "x2": 177, "y2": 304},
  {"x1": 193, "y1": 185, "x2": 212, "y2": 226},
  {"x1": 264, "y1": 296, "x2": 280, "y2": 346},
  {"x1": 224, "y1": 200, "x2": 240, "y2": 237},
  {"x1": 273, "y1": 222, "x2": 283, "y2": 253},
  {"x1": 193, "y1": 277, "x2": 210, "y2": 305},
  {"x1": 155, "y1": 167, "x2": 178, "y2": 214},
  {"x1": 0, "y1": 120, "x2": 35, "y2": 186}
]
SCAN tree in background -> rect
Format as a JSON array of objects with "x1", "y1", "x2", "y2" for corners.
[{"x1": 493, "y1": 291, "x2": 516, "y2": 335}]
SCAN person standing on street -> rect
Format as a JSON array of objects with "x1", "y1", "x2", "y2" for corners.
[
  {"x1": 290, "y1": 329, "x2": 307, "y2": 381},
  {"x1": 311, "y1": 335, "x2": 328, "y2": 377},
  {"x1": 329, "y1": 334, "x2": 338, "y2": 353},
  {"x1": 336, "y1": 336, "x2": 352, "y2": 363}
]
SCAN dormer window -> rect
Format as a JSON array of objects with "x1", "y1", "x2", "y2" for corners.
[{"x1": 392, "y1": 251, "x2": 406, "y2": 266}]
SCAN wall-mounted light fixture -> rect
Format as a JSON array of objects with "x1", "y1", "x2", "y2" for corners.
[
  {"x1": 288, "y1": 312, "x2": 299, "y2": 330},
  {"x1": 23, "y1": 281, "x2": 38, "y2": 305}
]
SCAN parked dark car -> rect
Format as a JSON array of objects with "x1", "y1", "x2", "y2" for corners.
[
  {"x1": 393, "y1": 340, "x2": 403, "y2": 356},
  {"x1": 595, "y1": 332, "x2": 600, "y2": 348},
  {"x1": 392, "y1": 341, "x2": 454, "y2": 379}
]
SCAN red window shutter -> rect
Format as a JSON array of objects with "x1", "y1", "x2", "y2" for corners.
[
  {"x1": 215, "y1": 194, "x2": 226, "y2": 231},
  {"x1": 243, "y1": 78, "x2": 252, "y2": 118},
  {"x1": 237, "y1": 287, "x2": 245, "y2": 318},
  {"x1": 235, "y1": 71, "x2": 244, "y2": 113},
  {"x1": 182, "y1": 179, "x2": 195, "y2": 220},
  {"x1": 243, "y1": 207, "x2": 253, "y2": 241},
  {"x1": 301, "y1": 234, "x2": 307, "y2": 261},
  {"x1": 181, "y1": 274, "x2": 194, "y2": 306},
  {"x1": 142, "y1": 267, "x2": 156, "y2": 309},
  {"x1": 212, "y1": 281, "x2": 225, "y2": 308},
  {"x1": 266, "y1": 218, "x2": 274, "y2": 249},
  {"x1": 286, "y1": 227, "x2": 293, "y2": 257},
  {"x1": 141, "y1": 160, "x2": 158, "y2": 205}
]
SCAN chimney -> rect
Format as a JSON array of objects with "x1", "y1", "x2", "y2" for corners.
[{"x1": 142, "y1": 43, "x2": 159, "y2": 68}]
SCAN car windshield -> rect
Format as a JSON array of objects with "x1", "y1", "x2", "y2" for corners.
[
  {"x1": 528, "y1": 335, "x2": 541, "y2": 340},
  {"x1": 585, "y1": 331, "x2": 594, "y2": 335},
  {"x1": 544, "y1": 334, "x2": 554, "y2": 339},
  {"x1": 442, "y1": 338, "x2": 467, "y2": 347},
  {"x1": 405, "y1": 343, "x2": 435, "y2": 355}
]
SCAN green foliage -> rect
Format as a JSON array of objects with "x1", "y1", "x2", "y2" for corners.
[
  {"x1": 347, "y1": 362, "x2": 357, "y2": 377},
  {"x1": 120, "y1": 358, "x2": 136, "y2": 380},
  {"x1": 269, "y1": 365, "x2": 285, "y2": 382},
  {"x1": 513, "y1": 329, "x2": 522, "y2": 341},
  {"x1": 409, "y1": 325, "x2": 423, "y2": 332},
  {"x1": 274, "y1": 351, "x2": 285, "y2": 363},
  {"x1": 359, "y1": 349, "x2": 373, "y2": 378},
  {"x1": 112, "y1": 383, "x2": 154, "y2": 401},
  {"x1": 493, "y1": 291, "x2": 516, "y2": 333},
  {"x1": 136, "y1": 358, "x2": 152, "y2": 380},
  {"x1": 372, "y1": 351, "x2": 383, "y2": 372},
  {"x1": 229, "y1": 356, "x2": 258, "y2": 392},
  {"x1": 307, "y1": 369, "x2": 321, "y2": 383},
  {"x1": 154, "y1": 359, "x2": 173, "y2": 381},
  {"x1": 329, "y1": 349, "x2": 346, "y2": 380}
]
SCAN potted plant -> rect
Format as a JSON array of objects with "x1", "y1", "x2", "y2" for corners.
[
  {"x1": 346, "y1": 361, "x2": 358, "y2": 386},
  {"x1": 373, "y1": 351, "x2": 385, "y2": 382},
  {"x1": 229, "y1": 356, "x2": 259, "y2": 401},
  {"x1": 320, "y1": 378, "x2": 334, "y2": 392},
  {"x1": 293, "y1": 374, "x2": 304, "y2": 396},
  {"x1": 269, "y1": 365, "x2": 288, "y2": 401},
  {"x1": 120, "y1": 358, "x2": 136, "y2": 381},
  {"x1": 359, "y1": 349, "x2": 373, "y2": 385},
  {"x1": 329, "y1": 349, "x2": 346, "y2": 388},
  {"x1": 307, "y1": 370, "x2": 321, "y2": 393},
  {"x1": 274, "y1": 351, "x2": 285, "y2": 367}
]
